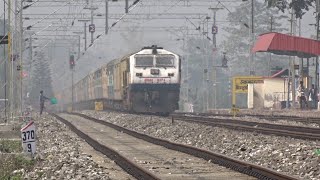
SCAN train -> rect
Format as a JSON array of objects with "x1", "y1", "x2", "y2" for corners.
[{"x1": 57, "y1": 45, "x2": 181, "y2": 114}]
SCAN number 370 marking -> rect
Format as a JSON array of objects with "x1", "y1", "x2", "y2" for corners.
[{"x1": 22, "y1": 130, "x2": 35, "y2": 141}]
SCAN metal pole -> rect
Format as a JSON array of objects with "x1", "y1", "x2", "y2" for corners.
[
  {"x1": 84, "y1": 22, "x2": 87, "y2": 51},
  {"x1": 251, "y1": 0, "x2": 254, "y2": 35},
  {"x1": 71, "y1": 68, "x2": 74, "y2": 111},
  {"x1": 125, "y1": 0, "x2": 128, "y2": 13},
  {"x1": 29, "y1": 34, "x2": 32, "y2": 99},
  {"x1": 90, "y1": 7, "x2": 94, "y2": 44},
  {"x1": 78, "y1": 35, "x2": 80, "y2": 60},
  {"x1": 213, "y1": 11, "x2": 217, "y2": 109},
  {"x1": 209, "y1": 7, "x2": 222, "y2": 108},
  {"x1": 4, "y1": 0, "x2": 7, "y2": 121},
  {"x1": 105, "y1": 0, "x2": 108, "y2": 35},
  {"x1": 289, "y1": 9, "x2": 296, "y2": 108},
  {"x1": 316, "y1": 6, "x2": 320, "y2": 109},
  {"x1": 250, "y1": 0, "x2": 255, "y2": 75},
  {"x1": 206, "y1": 18, "x2": 209, "y2": 111},
  {"x1": 8, "y1": 0, "x2": 13, "y2": 119},
  {"x1": 20, "y1": 0, "x2": 23, "y2": 114}
]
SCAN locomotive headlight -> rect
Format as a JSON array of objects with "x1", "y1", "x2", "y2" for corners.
[
  {"x1": 168, "y1": 73, "x2": 174, "y2": 77},
  {"x1": 136, "y1": 73, "x2": 143, "y2": 77},
  {"x1": 151, "y1": 69, "x2": 160, "y2": 75}
]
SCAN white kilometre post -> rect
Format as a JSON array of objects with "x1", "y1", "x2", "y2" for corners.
[{"x1": 21, "y1": 121, "x2": 36, "y2": 158}]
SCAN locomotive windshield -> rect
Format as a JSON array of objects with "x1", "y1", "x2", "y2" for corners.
[
  {"x1": 135, "y1": 55, "x2": 154, "y2": 67},
  {"x1": 156, "y1": 55, "x2": 175, "y2": 67}
]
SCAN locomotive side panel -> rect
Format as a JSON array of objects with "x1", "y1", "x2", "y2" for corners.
[
  {"x1": 88, "y1": 74, "x2": 94, "y2": 100},
  {"x1": 107, "y1": 63, "x2": 115, "y2": 99},
  {"x1": 93, "y1": 68, "x2": 103, "y2": 99},
  {"x1": 101, "y1": 65, "x2": 109, "y2": 99},
  {"x1": 120, "y1": 57, "x2": 130, "y2": 108},
  {"x1": 114, "y1": 63, "x2": 122, "y2": 100}
]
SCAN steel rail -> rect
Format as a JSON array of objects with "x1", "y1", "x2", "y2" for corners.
[
  {"x1": 50, "y1": 113, "x2": 160, "y2": 180},
  {"x1": 175, "y1": 112, "x2": 320, "y2": 124},
  {"x1": 69, "y1": 112, "x2": 298, "y2": 180},
  {"x1": 171, "y1": 114, "x2": 320, "y2": 140}
]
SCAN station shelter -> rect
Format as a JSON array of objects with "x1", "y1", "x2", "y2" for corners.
[
  {"x1": 247, "y1": 69, "x2": 291, "y2": 109},
  {"x1": 251, "y1": 32, "x2": 320, "y2": 109}
]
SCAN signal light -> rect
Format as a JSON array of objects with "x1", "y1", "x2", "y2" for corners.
[
  {"x1": 69, "y1": 55, "x2": 75, "y2": 70},
  {"x1": 222, "y1": 52, "x2": 228, "y2": 68}
]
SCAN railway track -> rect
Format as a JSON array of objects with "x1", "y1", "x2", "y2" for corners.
[
  {"x1": 177, "y1": 112, "x2": 320, "y2": 124},
  {"x1": 51, "y1": 113, "x2": 158, "y2": 180},
  {"x1": 171, "y1": 113, "x2": 320, "y2": 140},
  {"x1": 53, "y1": 112, "x2": 297, "y2": 180}
]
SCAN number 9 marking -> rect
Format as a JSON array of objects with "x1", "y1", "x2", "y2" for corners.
[{"x1": 27, "y1": 143, "x2": 32, "y2": 152}]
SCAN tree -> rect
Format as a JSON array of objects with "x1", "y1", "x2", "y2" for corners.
[
  {"x1": 0, "y1": 19, "x2": 8, "y2": 100},
  {"x1": 182, "y1": 37, "x2": 231, "y2": 111},
  {"x1": 222, "y1": 1, "x2": 289, "y2": 77},
  {"x1": 266, "y1": 0, "x2": 315, "y2": 18},
  {"x1": 29, "y1": 50, "x2": 54, "y2": 106}
]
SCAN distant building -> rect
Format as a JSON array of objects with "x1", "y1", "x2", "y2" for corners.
[{"x1": 248, "y1": 69, "x2": 294, "y2": 109}]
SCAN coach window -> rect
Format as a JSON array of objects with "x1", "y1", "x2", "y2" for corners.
[
  {"x1": 156, "y1": 55, "x2": 175, "y2": 67},
  {"x1": 135, "y1": 55, "x2": 154, "y2": 67}
]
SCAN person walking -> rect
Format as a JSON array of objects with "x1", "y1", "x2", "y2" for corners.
[
  {"x1": 308, "y1": 84, "x2": 317, "y2": 108},
  {"x1": 39, "y1": 90, "x2": 49, "y2": 115},
  {"x1": 298, "y1": 81, "x2": 308, "y2": 109}
]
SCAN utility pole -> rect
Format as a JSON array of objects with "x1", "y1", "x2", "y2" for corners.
[
  {"x1": 209, "y1": 7, "x2": 223, "y2": 109},
  {"x1": 250, "y1": 0, "x2": 255, "y2": 75},
  {"x1": 28, "y1": 34, "x2": 32, "y2": 98},
  {"x1": 316, "y1": 0, "x2": 320, "y2": 109},
  {"x1": 90, "y1": 3, "x2": 94, "y2": 44},
  {"x1": 105, "y1": 0, "x2": 108, "y2": 34},
  {"x1": 3, "y1": 0, "x2": 7, "y2": 122},
  {"x1": 125, "y1": 0, "x2": 129, "y2": 13},
  {"x1": 8, "y1": 0, "x2": 13, "y2": 120},
  {"x1": 84, "y1": 21, "x2": 88, "y2": 49},
  {"x1": 78, "y1": 35, "x2": 80, "y2": 59},
  {"x1": 19, "y1": 0, "x2": 23, "y2": 114},
  {"x1": 288, "y1": 8, "x2": 296, "y2": 108},
  {"x1": 84, "y1": 1, "x2": 97, "y2": 45},
  {"x1": 268, "y1": 16, "x2": 274, "y2": 76},
  {"x1": 78, "y1": 19, "x2": 90, "y2": 51}
]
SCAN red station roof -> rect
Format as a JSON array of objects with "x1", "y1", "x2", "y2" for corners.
[{"x1": 252, "y1": 32, "x2": 320, "y2": 58}]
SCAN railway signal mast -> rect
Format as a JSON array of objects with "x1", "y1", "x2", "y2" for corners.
[
  {"x1": 69, "y1": 54, "x2": 75, "y2": 111},
  {"x1": 209, "y1": 7, "x2": 223, "y2": 109}
]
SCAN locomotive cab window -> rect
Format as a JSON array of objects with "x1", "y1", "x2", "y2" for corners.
[
  {"x1": 156, "y1": 55, "x2": 175, "y2": 67},
  {"x1": 135, "y1": 55, "x2": 154, "y2": 67}
]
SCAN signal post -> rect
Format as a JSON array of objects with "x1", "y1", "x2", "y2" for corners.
[{"x1": 69, "y1": 55, "x2": 75, "y2": 111}]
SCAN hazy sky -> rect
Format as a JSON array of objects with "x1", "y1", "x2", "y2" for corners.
[{"x1": 0, "y1": 0, "x2": 318, "y2": 92}]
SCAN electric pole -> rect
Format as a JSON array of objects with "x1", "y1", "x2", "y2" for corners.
[
  {"x1": 316, "y1": 0, "x2": 320, "y2": 109},
  {"x1": 209, "y1": 7, "x2": 223, "y2": 109},
  {"x1": 105, "y1": 0, "x2": 108, "y2": 34},
  {"x1": 84, "y1": 1, "x2": 97, "y2": 45},
  {"x1": 125, "y1": 0, "x2": 128, "y2": 13},
  {"x1": 8, "y1": 0, "x2": 13, "y2": 119},
  {"x1": 19, "y1": 0, "x2": 24, "y2": 114},
  {"x1": 287, "y1": 8, "x2": 296, "y2": 108},
  {"x1": 78, "y1": 19, "x2": 90, "y2": 51},
  {"x1": 3, "y1": 0, "x2": 7, "y2": 122},
  {"x1": 268, "y1": 16, "x2": 274, "y2": 76},
  {"x1": 250, "y1": 0, "x2": 255, "y2": 75}
]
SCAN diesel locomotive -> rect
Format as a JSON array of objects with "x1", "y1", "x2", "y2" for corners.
[{"x1": 57, "y1": 45, "x2": 181, "y2": 114}]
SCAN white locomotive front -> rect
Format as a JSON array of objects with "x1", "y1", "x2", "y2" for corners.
[{"x1": 127, "y1": 46, "x2": 181, "y2": 113}]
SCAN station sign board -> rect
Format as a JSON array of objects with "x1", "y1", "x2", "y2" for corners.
[
  {"x1": 232, "y1": 76, "x2": 264, "y2": 111},
  {"x1": 233, "y1": 76, "x2": 264, "y2": 93},
  {"x1": 21, "y1": 121, "x2": 36, "y2": 156}
]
